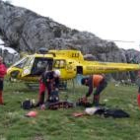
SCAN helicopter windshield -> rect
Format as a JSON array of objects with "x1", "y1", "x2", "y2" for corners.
[{"x1": 13, "y1": 57, "x2": 29, "y2": 68}]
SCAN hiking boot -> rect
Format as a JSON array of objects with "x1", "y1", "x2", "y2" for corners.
[{"x1": 0, "y1": 102, "x2": 6, "y2": 105}]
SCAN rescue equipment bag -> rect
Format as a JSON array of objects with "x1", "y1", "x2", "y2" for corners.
[
  {"x1": 94, "y1": 108, "x2": 130, "y2": 118},
  {"x1": 46, "y1": 101, "x2": 74, "y2": 110},
  {"x1": 103, "y1": 109, "x2": 130, "y2": 118},
  {"x1": 21, "y1": 99, "x2": 34, "y2": 110},
  {"x1": 48, "y1": 90, "x2": 59, "y2": 103}
]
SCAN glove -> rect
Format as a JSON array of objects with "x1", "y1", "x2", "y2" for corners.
[{"x1": 80, "y1": 96, "x2": 87, "y2": 103}]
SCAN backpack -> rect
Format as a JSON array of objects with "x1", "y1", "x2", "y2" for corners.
[
  {"x1": 103, "y1": 109, "x2": 130, "y2": 118},
  {"x1": 48, "y1": 90, "x2": 59, "y2": 103},
  {"x1": 21, "y1": 99, "x2": 34, "y2": 110},
  {"x1": 46, "y1": 101, "x2": 74, "y2": 110},
  {"x1": 94, "y1": 108, "x2": 130, "y2": 118}
]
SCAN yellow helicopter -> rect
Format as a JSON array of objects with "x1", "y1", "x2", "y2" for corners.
[{"x1": 7, "y1": 48, "x2": 140, "y2": 84}]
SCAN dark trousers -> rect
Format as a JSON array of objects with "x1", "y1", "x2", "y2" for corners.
[
  {"x1": 0, "y1": 79, "x2": 4, "y2": 104},
  {"x1": 138, "y1": 87, "x2": 140, "y2": 92},
  {"x1": 0, "y1": 79, "x2": 3, "y2": 90},
  {"x1": 94, "y1": 79, "x2": 107, "y2": 95},
  {"x1": 93, "y1": 79, "x2": 107, "y2": 106},
  {"x1": 37, "y1": 80, "x2": 52, "y2": 106}
]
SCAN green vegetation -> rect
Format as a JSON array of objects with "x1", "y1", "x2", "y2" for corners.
[{"x1": 0, "y1": 78, "x2": 140, "y2": 140}]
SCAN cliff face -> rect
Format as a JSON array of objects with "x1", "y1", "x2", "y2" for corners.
[
  {"x1": 0, "y1": 1, "x2": 119, "y2": 53},
  {"x1": 0, "y1": 1, "x2": 140, "y2": 81}
]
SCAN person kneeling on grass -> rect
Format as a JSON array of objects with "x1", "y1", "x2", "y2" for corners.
[
  {"x1": 81, "y1": 74, "x2": 107, "y2": 106},
  {"x1": 36, "y1": 69, "x2": 61, "y2": 107}
]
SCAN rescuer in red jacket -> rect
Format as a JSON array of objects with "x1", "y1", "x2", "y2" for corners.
[
  {"x1": 0, "y1": 56, "x2": 7, "y2": 105},
  {"x1": 81, "y1": 74, "x2": 107, "y2": 106},
  {"x1": 136, "y1": 71, "x2": 140, "y2": 109}
]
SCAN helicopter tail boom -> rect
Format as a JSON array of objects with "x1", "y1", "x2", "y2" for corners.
[{"x1": 82, "y1": 61, "x2": 140, "y2": 75}]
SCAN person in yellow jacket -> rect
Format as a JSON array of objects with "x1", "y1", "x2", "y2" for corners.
[{"x1": 81, "y1": 74, "x2": 107, "y2": 106}]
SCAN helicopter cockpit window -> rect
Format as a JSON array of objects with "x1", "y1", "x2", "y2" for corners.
[
  {"x1": 31, "y1": 58, "x2": 53, "y2": 75},
  {"x1": 54, "y1": 60, "x2": 66, "y2": 68},
  {"x1": 13, "y1": 57, "x2": 29, "y2": 68}
]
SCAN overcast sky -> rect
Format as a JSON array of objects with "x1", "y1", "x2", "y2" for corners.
[{"x1": 5, "y1": 0, "x2": 140, "y2": 50}]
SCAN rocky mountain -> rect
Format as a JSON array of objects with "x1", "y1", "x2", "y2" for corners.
[{"x1": 0, "y1": 0, "x2": 140, "y2": 81}]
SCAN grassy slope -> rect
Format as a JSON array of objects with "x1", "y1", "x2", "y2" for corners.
[{"x1": 0, "y1": 79, "x2": 140, "y2": 140}]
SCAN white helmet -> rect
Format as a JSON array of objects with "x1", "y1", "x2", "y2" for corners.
[{"x1": 54, "y1": 70, "x2": 61, "y2": 77}]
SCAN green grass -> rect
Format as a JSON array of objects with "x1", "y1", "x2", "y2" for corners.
[{"x1": 0, "y1": 79, "x2": 140, "y2": 140}]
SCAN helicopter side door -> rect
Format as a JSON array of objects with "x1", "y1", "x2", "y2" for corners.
[
  {"x1": 53, "y1": 59, "x2": 77, "y2": 80},
  {"x1": 53, "y1": 59, "x2": 66, "y2": 79}
]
